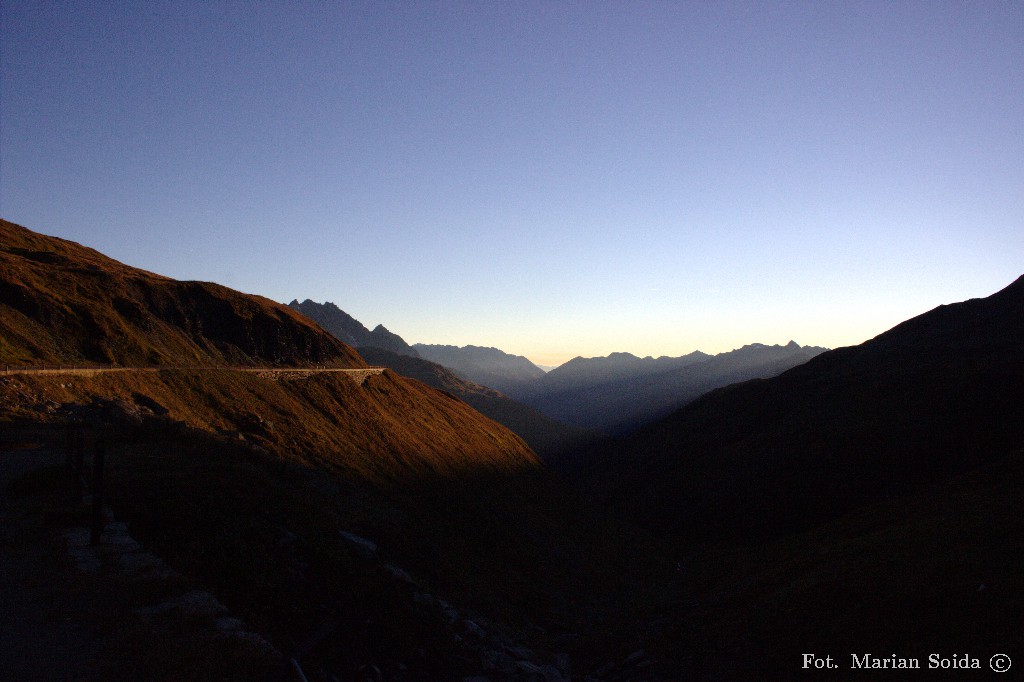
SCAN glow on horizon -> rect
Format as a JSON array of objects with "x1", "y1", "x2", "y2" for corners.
[{"x1": 1, "y1": 2, "x2": 1021, "y2": 366}]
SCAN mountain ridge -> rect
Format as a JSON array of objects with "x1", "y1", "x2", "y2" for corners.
[
  {"x1": 575, "y1": 273, "x2": 1024, "y2": 543},
  {"x1": 413, "y1": 343, "x2": 546, "y2": 395},
  {"x1": 287, "y1": 299, "x2": 421, "y2": 358},
  {"x1": 521, "y1": 341, "x2": 828, "y2": 435}
]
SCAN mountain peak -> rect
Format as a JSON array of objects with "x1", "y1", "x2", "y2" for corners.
[{"x1": 287, "y1": 301, "x2": 420, "y2": 358}]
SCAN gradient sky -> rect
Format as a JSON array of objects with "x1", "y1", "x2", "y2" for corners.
[{"x1": 2, "y1": 1, "x2": 1022, "y2": 366}]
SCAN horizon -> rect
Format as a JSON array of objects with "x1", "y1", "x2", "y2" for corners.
[{"x1": 2, "y1": 2, "x2": 1021, "y2": 367}]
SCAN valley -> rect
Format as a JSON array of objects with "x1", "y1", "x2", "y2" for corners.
[{"x1": 2, "y1": 218, "x2": 1021, "y2": 680}]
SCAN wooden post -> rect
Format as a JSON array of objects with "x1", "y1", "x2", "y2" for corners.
[{"x1": 90, "y1": 440, "x2": 105, "y2": 546}]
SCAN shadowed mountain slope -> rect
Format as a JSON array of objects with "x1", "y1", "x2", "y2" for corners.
[
  {"x1": 413, "y1": 343, "x2": 546, "y2": 395},
  {"x1": 288, "y1": 299, "x2": 420, "y2": 358},
  {"x1": 0, "y1": 220, "x2": 364, "y2": 368},
  {"x1": 577, "y1": 275, "x2": 1024, "y2": 545}
]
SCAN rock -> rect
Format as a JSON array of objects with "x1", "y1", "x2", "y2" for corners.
[
  {"x1": 505, "y1": 645, "x2": 536, "y2": 660},
  {"x1": 117, "y1": 551, "x2": 175, "y2": 578},
  {"x1": 384, "y1": 563, "x2": 413, "y2": 583},
  {"x1": 276, "y1": 528, "x2": 298, "y2": 547},
  {"x1": 439, "y1": 603, "x2": 459, "y2": 626},
  {"x1": 553, "y1": 652, "x2": 572, "y2": 676},
  {"x1": 461, "y1": 619, "x2": 486, "y2": 640},
  {"x1": 481, "y1": 649, "x2": 517, "y2": 674},
  {"x1": 338, "y1": 530, "x2": 378, "y2": 559},
  {"x1": 516, "y1": 661, "x2": 544, "y2": 675},
  {"x1": 537, "y1": 664, "x2": 566, "y2": 682},
  {"x1": 215, "y1": 616, "x2": 245, "y2": 632}
]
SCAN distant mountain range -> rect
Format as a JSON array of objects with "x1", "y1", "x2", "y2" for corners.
[
  {"x1": 576, "y1": 274, "x2": 1024, "y2": 545},
  {"x1": 413, "y1": 343, "x2": 546, "y2": 395},
  {"x1": 288, "y1": 301, "x2": 828, "y2": 437},
  {"x1": 515, "y1": 342, "x2": 828, "y2": 435}
]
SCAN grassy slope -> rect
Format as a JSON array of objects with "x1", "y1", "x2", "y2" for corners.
[
  {"x1": 0, "y1": 219, "x2": 364, "y2": 368},
  {"x1": 0, "y1": 369, "x2": 538, "y2": 479},
  {"x1": 356, "y1": 346, "x2": 595, "y2": 461}
]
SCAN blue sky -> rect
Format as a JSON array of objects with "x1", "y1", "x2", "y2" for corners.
[{"x1": 2, "y1": 1, "x2": 1022, "y2": 366}]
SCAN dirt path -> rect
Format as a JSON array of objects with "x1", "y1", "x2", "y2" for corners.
[{"x1": 0, "y1": 446, "x2": 102, "y2": 681}]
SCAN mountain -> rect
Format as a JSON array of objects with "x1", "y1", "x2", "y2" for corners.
[
  {"x1": 1, "y1": 219, "x2": 683, "y2": 678},
  {"x1": 0, "y1": 221, "x2": 364, "y2": 369},
  {"x1": 287, "y1": 299, "x2": 420, "y2": 357},
  {"x1": 413, "y1": 343, "x2": 546, "y2": 395},
  {"x1": 565, "y1": 275, "x2": 1024, "y2": 675},
  {"x1": 520, "y1": 342, "x2": 826, "y2": 435},
  {"x1": 577, "y1": 275, "x2": 1024, "y2": 545},
  {"x1": 285, "y1": 299, "x2": 368, "y2": 348},
  {"x1": 285, "y1": 302, "x2": 591, "y2": 459},
  {"x1": 0, "y1": 219, "x2": 536, "y2": 476},
  {"x1": 356, "y1": 346, "x2": 594, "y2": 461},
  {"x1": 534, "y1": 350, "x2": 711, "y2": 393}
]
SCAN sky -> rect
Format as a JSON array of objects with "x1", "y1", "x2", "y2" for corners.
[{"x1": 2, "y1": 1, "x2": 1022, "y2": 367}]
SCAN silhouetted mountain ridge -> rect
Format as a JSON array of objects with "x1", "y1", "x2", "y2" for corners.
[
  {"x1": 520, "y1": 342, "x2": 827, "y2": 435},
  {"x1": 576, "y1": 275, "x2": 1024, "y2": 545},
  {"x1": 287, "y1": 299, "x2": 421, "y2": 358}
]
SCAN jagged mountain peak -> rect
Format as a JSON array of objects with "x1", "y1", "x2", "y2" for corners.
[{"x1": 287, "y1": 300, "x2": 420, "y2": 358}]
